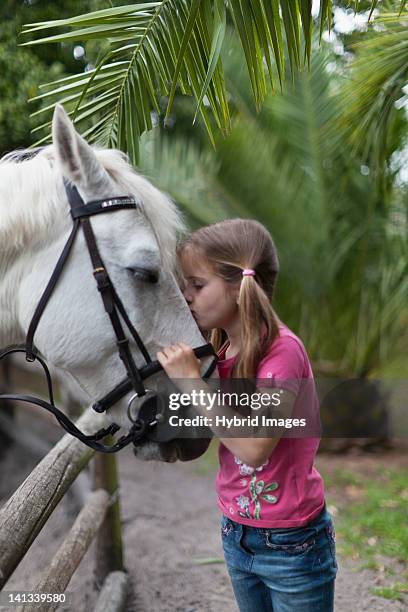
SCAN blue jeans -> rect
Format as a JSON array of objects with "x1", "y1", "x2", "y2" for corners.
[{"x1": 220, "y1": 504, "x2": 338, "y2": 611}]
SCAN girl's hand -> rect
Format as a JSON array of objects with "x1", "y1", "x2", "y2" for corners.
[{"x1": 156, "y1": 342, "x2": 201, "y2": 379}]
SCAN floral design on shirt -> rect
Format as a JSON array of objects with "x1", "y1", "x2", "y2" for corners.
[
  {"x1": 235, "y1": 495, "x2": 250, "y2": 511},
  {"x1": 234, "y1": 456, "x2": 268, "y2": 476},
  {"x1": 234, "y1": 457, "x2": 278, "y2": 519}
]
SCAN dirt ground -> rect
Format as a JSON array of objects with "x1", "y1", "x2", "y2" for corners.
[{"x1": 1, "y1": 408, "x2": 407, "y2": 612}]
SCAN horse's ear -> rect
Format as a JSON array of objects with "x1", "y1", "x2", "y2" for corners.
[{"x1": 52, "y1": 104, "x2": 113, "y2": 195}]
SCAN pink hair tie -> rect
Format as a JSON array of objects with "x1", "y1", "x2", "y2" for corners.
[{"x1": 242, "y1": 269, "x2": 256, "y2": 277}]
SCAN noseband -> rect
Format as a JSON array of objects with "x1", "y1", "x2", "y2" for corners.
[{"x1": 0, "y1": 179, "x2": 217, "y2": 453}]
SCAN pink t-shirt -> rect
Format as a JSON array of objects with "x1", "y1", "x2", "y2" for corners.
[{"x1": 215, "y1": 323, "x2": 325, "y2": 527}]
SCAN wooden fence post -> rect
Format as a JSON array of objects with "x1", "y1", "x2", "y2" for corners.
[
  {"x1": 94, "y1": 571, "x2": 129, "y2": 612},
  {"x1": 93, "y1": 443, "x2": 124, "y2": 588}
]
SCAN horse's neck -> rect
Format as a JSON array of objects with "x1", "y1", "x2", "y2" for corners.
[{"x1": 0, "y1": 258, "x2": 26, "y2": 347}]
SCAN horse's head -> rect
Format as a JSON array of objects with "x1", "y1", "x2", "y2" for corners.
[{"x1": 0, "y1": 105, "x2": 212, "y2": 462}]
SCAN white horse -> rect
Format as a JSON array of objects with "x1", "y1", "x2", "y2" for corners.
[{"x1": 0, "y1": 105, "x2": 210, "y2": 462}]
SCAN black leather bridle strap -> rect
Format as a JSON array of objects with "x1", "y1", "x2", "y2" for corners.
[
  {"x1": 70, "y1": 197, "x2": 138, "y2": 219},
  {"x1": 25, "y1": 220, "x2": 80, "y2": 361},
  {"x1": 110, "y1": 283, "x2": 152, "y2": 364},
  {"x1": 1, "y1": 345, "x2": 55, "y2": 405},
  {"x1": 0, "y1": 393, "x2": 144, "y2": 453},
  {"x1": 80, "y1": 216, "x2": 146, "y2": 397},
  {"x1": 92, "y1": 343, "x2": 217, "y2": 413},
  {"x1": 81, "y1": 217, "x2": 151, "y2": 365},
  {"x1": 0, "y1": 345, "x2": 132, "y2": 452}
]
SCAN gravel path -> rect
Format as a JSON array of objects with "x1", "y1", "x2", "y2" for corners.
[{"x1": 1, "y1": 432, "x2": 406, "y2": 611}]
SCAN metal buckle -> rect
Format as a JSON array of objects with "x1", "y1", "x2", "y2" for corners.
[{"x1": 127, "y1": 388, "x2": 156, "y2": 423}]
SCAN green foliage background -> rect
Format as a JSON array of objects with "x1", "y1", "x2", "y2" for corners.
[{"x1": 0, "y1": 0, "x2": 108, "y2": 153}]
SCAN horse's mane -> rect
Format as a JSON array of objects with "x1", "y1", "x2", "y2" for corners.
[{"x1": 0, "y1": 145, "x2": 184, "y2": 270}]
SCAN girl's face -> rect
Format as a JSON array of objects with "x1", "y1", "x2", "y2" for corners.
[{"x1": 180, "y1": 251, "x2": 239, "y2": 331}]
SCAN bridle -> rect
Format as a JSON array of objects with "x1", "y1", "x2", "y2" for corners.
[{"x1": 0, "y1": 179, "x2": 217, "y2": 453}]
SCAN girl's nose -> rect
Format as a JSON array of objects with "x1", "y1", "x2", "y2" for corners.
[{"x1": 183, "y1": 286, "x2": 193, "y2": 304}]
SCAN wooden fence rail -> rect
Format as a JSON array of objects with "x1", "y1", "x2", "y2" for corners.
[
  {"x1": 0, "y1": 407, "x2": 128, "y2": 610},
  {"x1": 16, "y1": 489, "x2": 110, "y2": 612}
]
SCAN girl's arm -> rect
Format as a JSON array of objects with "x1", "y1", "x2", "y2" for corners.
[
  {"x1": 157, "y1": 343, "x2": 296, "y2": 467},
  {"x1": 172, "y1": 378, "x2": 295, "y2": 467}
]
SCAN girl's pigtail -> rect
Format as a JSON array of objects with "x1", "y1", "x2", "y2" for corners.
[{"x1": 233, "y1": 274, "x2": 279, "y2": 379}]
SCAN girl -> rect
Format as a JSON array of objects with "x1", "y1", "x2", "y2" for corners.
[{"x1": 157, "y1": 218, "x2": 338, "y2": 612}]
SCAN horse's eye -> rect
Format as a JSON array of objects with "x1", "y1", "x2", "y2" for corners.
[{"x1": 127, "y1": 267, "x2": 159, "y2": 284}]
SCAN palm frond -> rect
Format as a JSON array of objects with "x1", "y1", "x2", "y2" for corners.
[
  {"x1": 22, "y1": 1, "x2": 230, "y2": 162},
  {"x1": 21, "y1": 1, "x2": 395, "y2": 163},
  {"x1": 138, "y1": 128, "x2": 228, "y2": 226},
  {"x1": 335, "y1": 12, "x2": 408, "y2": 168}
]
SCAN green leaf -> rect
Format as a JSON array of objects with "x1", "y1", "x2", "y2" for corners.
[
  {"x1": 319, "y1": 0, "x2": 332, "y2": 42},
  {"x1": 22, "y1": 4, "x2": 160, "y2": 32},
  {"x1": 165, "y1": 0, "x2": 201, "y2": 117},
  {"x1": 368, "y1": 0, "x2": 379, "y2": 21},
  {"x1": 299, "y1": 0, "x2": 313, "y2": 64},
  {"x1": 255, "y1": 480, "x2": 265, "y2": 495},
  {"x1": 248, "y1": 0, "x2": 275, "y2": 91},
  {"x1": 229, "y1": 0, "x2": 265, "y2": 110},
  {"x1": 280, "y1": 0, "x2": 301, "y2": 75},
  {"x1": 263, "y1": 0, "x2": 284, "y2": 89},
  {"x1": 262, "y1": 494, "x2": 278, "y2": 504},
  {"x1": 21, "y1": 23, "x2": 150, "y2": 46},
  {"x1": 123, "y1": 69, "x2": 140, "y2": 167},
  {"x1": 264, "y1": 482, "x2": 279, "y2": 492},
  {"x1": 193, "y1": 0, "x2": 227, "y2": 124},
  {"x1": 249, "y1": 475, "x2": 257, "y2": 501}
]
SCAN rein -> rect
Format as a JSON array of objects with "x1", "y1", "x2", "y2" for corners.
[{"x1": 0, "y1": 180, "x2": 217, "y2": 453}]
